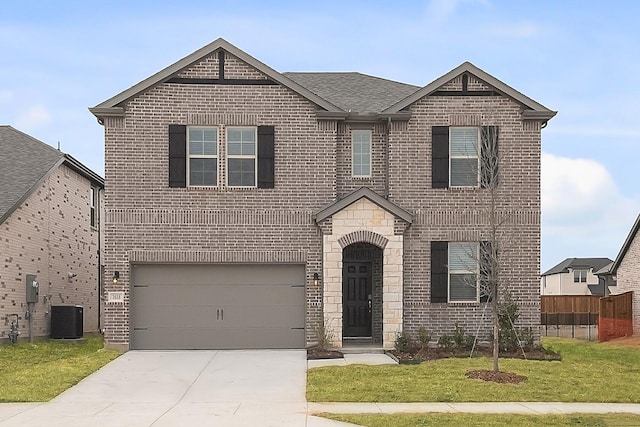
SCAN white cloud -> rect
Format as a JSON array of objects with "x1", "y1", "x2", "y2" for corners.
[
  {"x1": 541, "y1": 152, "x2": 640, "y2": 268},
  {"x1": 15, "y1": 104, "x2": 52, "y2": 131}
]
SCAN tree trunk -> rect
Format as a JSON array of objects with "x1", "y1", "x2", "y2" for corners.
[{"x1": 492, "y1": 289, "x2": 499, "y2": 372}]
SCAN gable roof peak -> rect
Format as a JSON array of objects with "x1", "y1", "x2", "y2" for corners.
[
  {"x1": 383, "y1": 61, "x2": 556, "y2": 123},
  {"x1": 90, "y1": 38, "x2": 342, "y2": 121}
]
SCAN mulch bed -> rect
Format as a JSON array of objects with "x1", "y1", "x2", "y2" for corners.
[
  {"x1": 466, "y1": 369, "x2": 527, "y2": 384},
  {"x1": 388, "y1": 346, "x2": 561, "y2": 363},
  {"x1": 307, "y1": 346, "x2": 344, "y2": 360}
]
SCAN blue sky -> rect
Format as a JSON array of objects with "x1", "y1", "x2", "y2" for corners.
[{"x1": 1, "y1": 0, "x2": 639, "y2": 272}]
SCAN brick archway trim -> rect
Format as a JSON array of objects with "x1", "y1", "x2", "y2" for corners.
[{"x1": 338, "y1": 230, "x2": 389, "y2": 249}]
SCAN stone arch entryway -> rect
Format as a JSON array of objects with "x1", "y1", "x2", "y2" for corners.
[
  {"x1": 316, "y1": 192, "x2": 410, "y2": 350},
  {"x1": 342, "y1": 242, "x2": 384, "y2": 344}
]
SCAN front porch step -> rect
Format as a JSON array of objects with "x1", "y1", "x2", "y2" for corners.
[{"x1": 341, "y1": 346, "x2": 385, "y2": 354}]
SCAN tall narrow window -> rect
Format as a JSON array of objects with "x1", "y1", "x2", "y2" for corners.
[
  {"x1": 352, "y1": 130, "x2": 371, "y2": 178},
  {"x1": 188, "y1": 127, "x2": 218, "y2": 186},
  {"x1": 89, "y1": 187, "x2": 96, "y2": 228},
  {"x1": 449, "y1": 242, "x2": 479, "y2": 302},
  {"x1": 227, "y1": 127, "x2": 257, "y2": 187},
  {"x1": 450, "y1": 127, "x2": 479, "y2": 187}
]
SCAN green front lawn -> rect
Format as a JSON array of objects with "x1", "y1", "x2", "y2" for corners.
[
  {"x1": 0, "y1": 335, "x2": 121, "y2": 402},
  {"x1": 308, "y1": 338, "x2": 640, "y2": 402},
  {"x1": 321, "y1": 413, "x2": 640, "y2": 427}
]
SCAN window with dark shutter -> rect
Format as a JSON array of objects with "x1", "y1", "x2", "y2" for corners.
[
  {"x1": 168, "y1": 124, "x2": 187, "y2": 188},
  {"x1": 431, "y1": 241, "x2": 448, "y2": 303},
  {"x1": 432, "y1": 126, "x2": 449, "y2": 188},
  {"x1": 480, "y1": 126, "x2": 499, "y2": 189},
  {"x1": 257, "y1": 125, "x2": 275, "y2": 189}
]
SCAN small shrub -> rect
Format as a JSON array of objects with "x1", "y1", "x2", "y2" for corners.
[
  {"x1": 437, "y1": 334, "x2": 455, "y2": 351},
  {"x1": 452, "y1": 323, "x2": 476, "y2": 350},
  {"x1": 494, "y1": 292, "x2": 535, "y2": 352},
  {"x1": 394, "y1": 331, "x2": 412, "y2": 353},
  {"x1": 417, "y1": 326, "x2": 432, "y2": 350},
  {"x1": 314, "y1": 322, "x2": 334, "y2": 350}
]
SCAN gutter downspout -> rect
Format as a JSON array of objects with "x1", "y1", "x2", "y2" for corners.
[
  {"x1": 385, "y1": 117, "x2": 391, "y2": 199},
  {"x1": 97, "y1": 189, "x2": 102, "y2": 333}
]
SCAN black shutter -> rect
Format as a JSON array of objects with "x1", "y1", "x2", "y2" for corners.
[
  {"x1": 480, "y1": 241, "x2": 492, "y2": 302},
  {"x1": 480, "y1": 126, "x2": 499, "y2": 189},
  {"x1": 431, "y1": 241, "x2": 448, "y2": 303},
  {"x1": 257, "y1": 125, "x2": 275, "y2": 189},
  {"x1": 168, "y1": 124, "x2": 187, "y2": 188},
  {"x1": 432, "y1": 126, "x2": 449, "y2": 188}
]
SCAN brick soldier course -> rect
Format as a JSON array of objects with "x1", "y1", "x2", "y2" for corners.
[{"x1": 90, "y1": 38, "x2": 555, "y2": 351}]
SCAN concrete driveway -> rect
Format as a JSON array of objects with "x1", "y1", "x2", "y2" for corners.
[{"x1": 0, "y1": 350, "x2": 346, "y2": 427}]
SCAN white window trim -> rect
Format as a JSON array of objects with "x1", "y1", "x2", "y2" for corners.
[
  {"x1": 351, "y1": 129, "x2": 372, "y2": 178},
  {"x1": 573, "y1": 269, "x2": 588, "y2": 283},
  {"x1": 449, "y1": 126, "x2": 480, "y2": 188},
  {"x1": 448, "y1": 242, "x2": 480, "y2": 303},
  {"x1": 226, "y1": 126, "x2": 257, "y2": 188},
  {"x1": 187, "y1": 126, "x2": 219, "y2": 187}
]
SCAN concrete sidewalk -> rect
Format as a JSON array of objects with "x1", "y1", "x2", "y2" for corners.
[
  {"x1": 3, "y1": 351, "x2": 640, "y2": 426},
  {"x1": 308, "y1": 401, "x2": 640, "y2": 415}
]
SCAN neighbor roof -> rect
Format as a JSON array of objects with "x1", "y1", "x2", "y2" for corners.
[
  {"x1": 610, "y1": 213, "x2": 640, "y2": 274},
  {"x1": 541, "y1": 257, "x2": 614, "y2": 277},
  {"x1": 0, "y1": 126, "x2": 104, "y2": 225},
  {"x1": 283, "y1": 72, "x2": 420, "y2": 114}
]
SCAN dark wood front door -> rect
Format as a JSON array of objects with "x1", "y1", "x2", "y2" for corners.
[{"x1": 343, "y1": 262, "x2": 372, "y2": 337}]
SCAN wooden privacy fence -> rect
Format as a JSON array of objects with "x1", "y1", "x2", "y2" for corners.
[
  {"x1": 540, "y1": 293, "x2": 633, "y2": 342},
  {"x1": 540, "y1": 295, "x2": 600, "y2": 340},
  {"x1": 599, "y1": 291, "x2": 633, "y2": 342}
]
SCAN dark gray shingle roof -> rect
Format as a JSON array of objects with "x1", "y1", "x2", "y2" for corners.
[
  {"x1": 283, "y1": 72, "x2": 420, "y2": 114},
  {"x1": 0, "y1": 126, "x2": 65, "y2": 223},
  {"x1": 541, "y1": 257, "x2": 614, "y2": 277}
]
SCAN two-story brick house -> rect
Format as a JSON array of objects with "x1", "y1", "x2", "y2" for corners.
[
  {"x1": 90, "y1": 38, "x2": 555, "y2": 351},
  {"x1": 0, "y1": 126, "x2": 104, "y2": 341}
]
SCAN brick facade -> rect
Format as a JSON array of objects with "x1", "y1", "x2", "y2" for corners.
[
  {"x1": 614, "y1": 220, "x2": 640, "y2": 332},
  {"x1": 94, "y1": 40, "x2": 551, "y2": 350},
  {"x1": 1, "y1": 164, "x2": 101, "y2": 341}
]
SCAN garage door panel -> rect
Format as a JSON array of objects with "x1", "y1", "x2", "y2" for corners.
[{"x1": 130, "y1": 264, "x2": 305, "y2": 350}]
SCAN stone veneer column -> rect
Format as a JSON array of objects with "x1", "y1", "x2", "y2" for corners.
[{"x1": 322, "y1": 198, "x2": 403, "y2": 349}]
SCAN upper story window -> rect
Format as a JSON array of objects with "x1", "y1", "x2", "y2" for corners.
[
  {"x1": 450, "y1": 127, "x2": 479, "y2": 187},
  {"x1": 574, "y1": 269, "x2": 588, "y2": 283},
  {"x1": 169, "y1": 124, "x2": 274, "y2": 189},
  {"x1": 89, "y1": 187, "x2": 96, "y2": 228},
  {"x1": 352, "y1": 130, "x2": 372, "y2": 178},
  {"x1": 188, "y1": 127, "x2": 218, "y2": 186},
  {"x1": 227, "y1": 127, "x2": 257, "y2": 187},
  {"x1": 432, "y1": 126, "x2": 498, "y2": 189},
  {"x1": 448, "y1": 242, "x2": 479, "y2": 302}
]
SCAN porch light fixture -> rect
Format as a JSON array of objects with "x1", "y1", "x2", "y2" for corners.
[
  {"x1": 113, "y1": 271, "x2": 120, "y2": 285},
  {"x1": 313, "y1": 272, "x2": 320, "y2": 286}
]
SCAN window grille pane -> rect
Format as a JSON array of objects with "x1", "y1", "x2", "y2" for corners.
[
  {"x1": 451, "y1": 158, "x2": 478, "y2": 186},
  {"x1": 228, "y1": 142, "x2": 242, "y2": 155},
  {"x1": 189, "y1": 159, "x2": 217, "y2": 186},
  {"x1": 189, "y1": 128, "x2": 217, "y2": 155},
  {"x1": 450, "y1": 274, "x2": 478, "y2": 301},
  {"x1": 450, "y1": 128, "x2": 478, "y2": 156},
  {"x1": 228, "y1": 158, "x2": 255, "y2": 186}
]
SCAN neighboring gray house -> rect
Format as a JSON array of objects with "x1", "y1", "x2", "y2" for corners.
[
  {"x1": 541, "y1": 257, "x2": 615, "y2": 296},
  {"x1": 90, "y1": 38, "x2": 555, "y2": 351},
  {"x1": 605, "y1": 213, "x2": 640, "y2": 332},
  {"x1": 0, "y1": 126, "x2": 104, "y2": 341}
]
